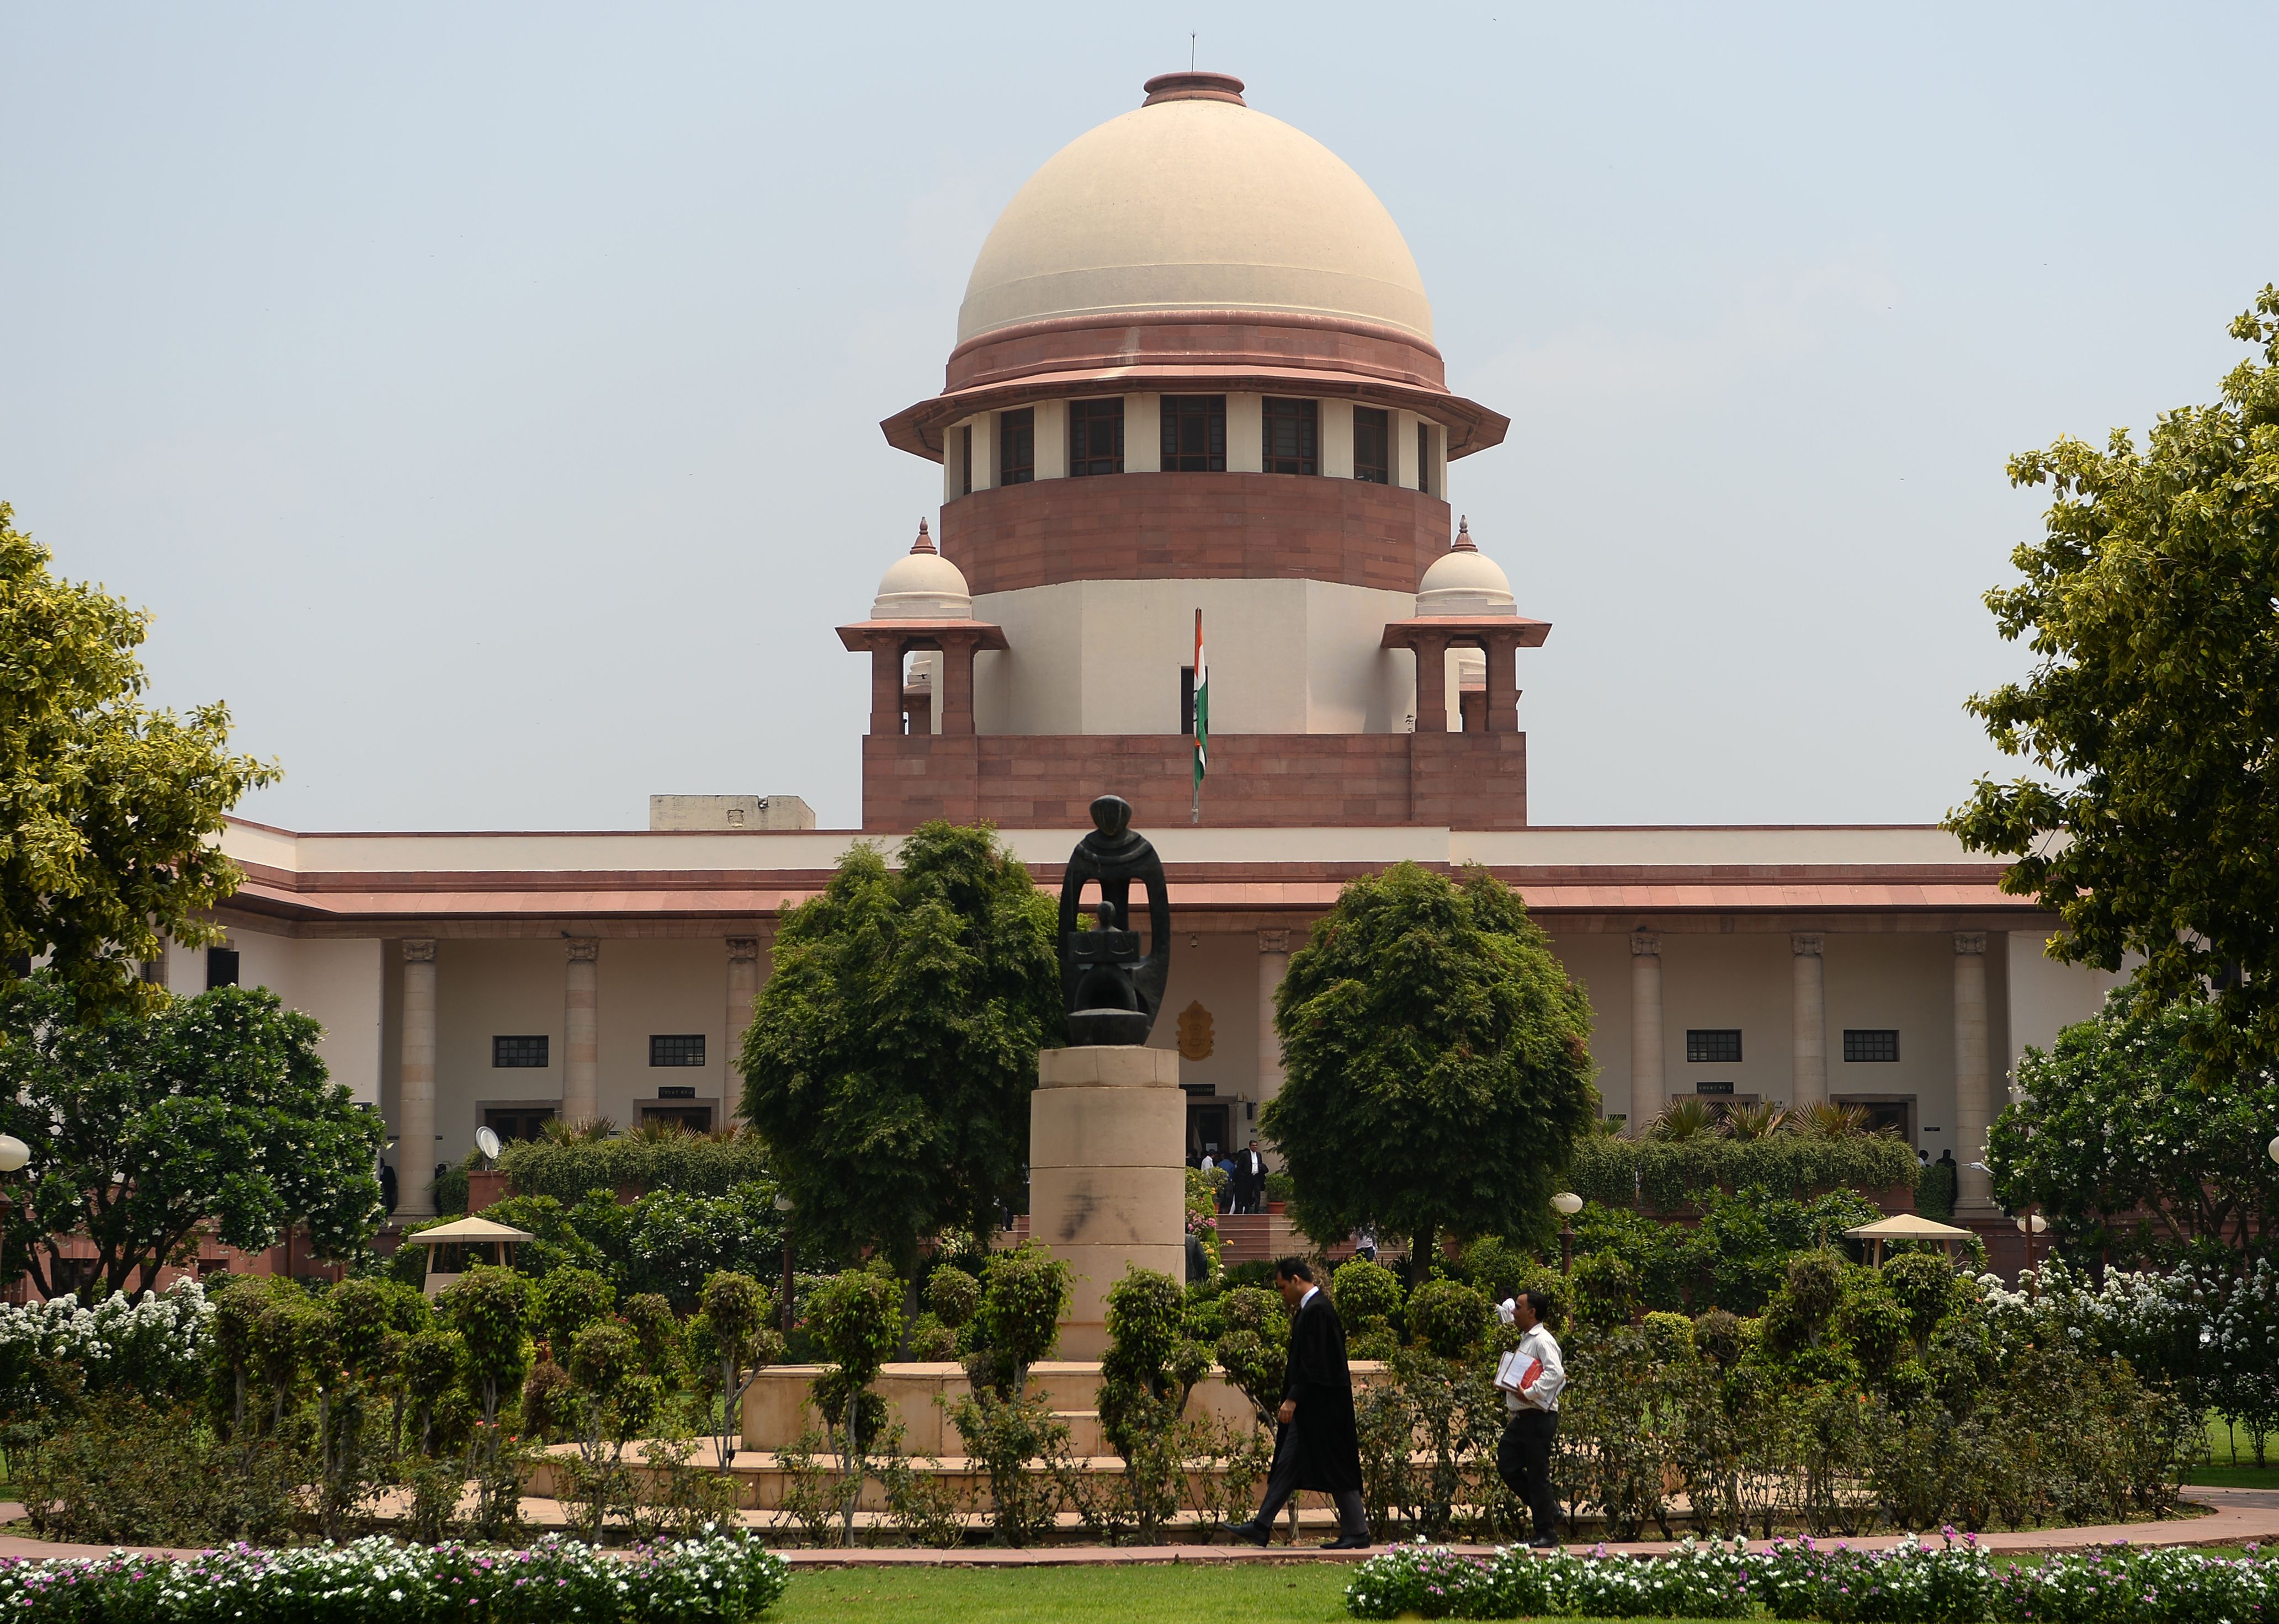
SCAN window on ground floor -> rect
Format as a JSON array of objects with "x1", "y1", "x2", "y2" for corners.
[
  {"x1": 650, "y1": 1034, "x2": 707, "y2": 1068},
  {"x1": 1842, "y1": 1029, "x2": 1900, "y2": 1062},
  {"x1": 492, "y1": 1035, "x2": 550, "y2": 1068},
  {"x1": 1686, "y1": 1029, "x2": 1743, "y2": 1064}
]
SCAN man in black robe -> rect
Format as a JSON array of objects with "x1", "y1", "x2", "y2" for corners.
[{"x1": 1222, "y1": 1257, "x2": 1370, "y2": 1548}]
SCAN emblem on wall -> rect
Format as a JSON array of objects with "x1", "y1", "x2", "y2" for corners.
[{"x1": 1176, "y1": 1000, "x2": 1215, "y2": 1062}]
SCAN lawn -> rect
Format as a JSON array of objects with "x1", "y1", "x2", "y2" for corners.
[
  {"x1": 778, "y1": 1564, "x2": 1358, "y2": 1624},
  {"x1": 2195, "y1": 1412, "x2": 2279, "y2": 1489}
]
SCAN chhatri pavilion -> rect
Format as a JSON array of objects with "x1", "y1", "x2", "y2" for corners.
[{"x1": 172, "y1": 72, "x2": 2111, "y2": 1265}]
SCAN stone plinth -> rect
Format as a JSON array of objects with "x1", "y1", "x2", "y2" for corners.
[{"x1": 1029, "y1": 1043, "x2": 1184, "y2": 1357}]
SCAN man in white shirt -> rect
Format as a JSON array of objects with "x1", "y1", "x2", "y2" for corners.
[{"x1": 1493, "y1": 1287, "x2": 1566, "y2": 1548}]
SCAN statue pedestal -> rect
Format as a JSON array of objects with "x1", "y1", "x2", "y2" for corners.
[{"x1": 1029, "y1": 1044, "x2": 1184, "y2": 1359}]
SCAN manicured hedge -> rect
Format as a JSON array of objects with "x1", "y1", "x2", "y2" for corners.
[
  {"x1": 496, "y1": 1135, "x2": 775, "y2": 1202},
  {"x1": 1346, "y1": 1534, "x2": 2279, "y2": 1622},
  {"x1": 1569, "y1": 1134, "x2": 1919, "y2": 1213},
  {"x1": 0, "y1": 1531, "x2": 790, "y2": 1623}
]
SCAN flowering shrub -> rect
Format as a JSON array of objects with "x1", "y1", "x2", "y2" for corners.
[
  {"x1": 0, "y1": 1277, "x2": 211, "y2": 1414},
  {"x1": 1346, "y1": 1534, "x2": 2279, "y2": 1623},
  {"x1": 1346, "y1": 1537, "x2": 1753, "y2": 1620},
  {"x1": 1755, "y1": 1532, "x2": 1997, "y2": 1622},
  {"x1": 0, "y1": 1529, "x2": 791, "y2": 1622}
]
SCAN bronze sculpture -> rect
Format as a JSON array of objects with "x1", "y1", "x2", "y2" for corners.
[{"x1": 1058, "y1": 795, "x2": 1172, "y2": 1046}]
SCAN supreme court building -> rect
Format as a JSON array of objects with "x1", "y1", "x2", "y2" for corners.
[{"x1": 177, "y1": 72, "x2": 2116, "y2": 1252}]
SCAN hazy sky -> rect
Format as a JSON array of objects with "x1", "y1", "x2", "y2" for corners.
[{"x1": 5, "y1": 5, "x2": 2273, "y2": 833}]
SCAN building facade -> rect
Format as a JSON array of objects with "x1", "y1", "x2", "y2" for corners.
[{"x1": 190, "y1": 72, "x2": 2112, "y2": 1256}]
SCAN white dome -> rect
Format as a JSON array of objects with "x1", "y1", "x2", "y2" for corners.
[
  {"x1": 870, "y1": 521, "x2": 973, "y2": 620},
  {"x1": 957, "y1": 76, "x2": 1433, "y2": 345},
  {"x1": 1415, "y1": 519, "x2": 1517, "y2": 617}
]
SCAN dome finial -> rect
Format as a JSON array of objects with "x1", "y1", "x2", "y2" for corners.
[
  {"x1": 911, "y1": 518, "x2": 936, "y2": 555},
  {"x1": 1453, "y1": 516, "x2": 1476, "y2": 552}
]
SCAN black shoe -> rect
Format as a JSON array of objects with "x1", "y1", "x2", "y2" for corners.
[
  {"x1": 1323, "y1": 1535, "x2": 1372, "y2": 1550},
  {"x1": 1220, "y1": 1520, "x2": 1269, "y2": 1546},
  {"x1": 1527, "y1": 1536, "x2": 1559, "y2": 1550}
]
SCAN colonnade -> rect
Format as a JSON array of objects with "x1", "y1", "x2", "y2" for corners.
[
  {"x1": 392, "y1": 935, "x2": 766, "y2": 1218},
  {"x1": 1627, "y1": 929, "x2": 1999, "y2": 1212}
]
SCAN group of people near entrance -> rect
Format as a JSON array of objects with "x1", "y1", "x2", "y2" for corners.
[
  {"x1": 1194, "y1": 1140, "x2": 1272, "y2": 1213},
  {"x1": 1223, "y1": 1257, "x2": 1566, "y2": 1551}
]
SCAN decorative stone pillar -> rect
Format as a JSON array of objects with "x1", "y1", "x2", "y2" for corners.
[
  {"x1": 725, "y1": 938, "x2": 762, "y2": 1120},
  {"x1": 565, "y1": 938, "x2": 599, "y2": 1128},
  {"x1": 1791, "y1": 933, "x2": 1828, "y2": 1111},
  {"x1": 1952, "y1": 932, "x2": 1993, "y2": 1211},
  {"x1": 1412, "y1": 632, "x2": 1450, "y2": 733},
  {"x1": 1257, "y1": 929, "x2": 1290, "y2": 1119},
  {"x1": 1030, "y1": 1045, "x2": 1184, "y2": 1359},
  {"x1": 399, "y1": 940, "x2": 438, "y2": 1218},
  {"x1": 869, "y1": 645, "x2": 905, "y2": 736},
  {"x1": 1629, "y1": 931, "x2": 1665, "y2": 1123},
  {"x1": 1484, "y1": 633, "x2": 1520, "y2": 733},
  {"x1": 937, "y1": 635, "x2": 976, "y2": 736}
]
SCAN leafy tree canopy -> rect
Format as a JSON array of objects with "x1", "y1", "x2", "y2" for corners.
[
  {"x1": 740, "y1": 821, "x2": 1059, "y2": 1271},
  {"x1": 1990, "y1": 989, "x2": 2279, "y2": 1261},
  {"x1": 1947, "y1": 290, "x2": 2279, "y2": 1079},
  {"x1": 1260, "y1": 861, "x2": 1598, "y2": 1267},
  {"x1": 0, "y1": 505, "x2": 277, "y2": 1018},
  {"x1": 0, "y1": 977, "x2": 384, "y2": 1301}
]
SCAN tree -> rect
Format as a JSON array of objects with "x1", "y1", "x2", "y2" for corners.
[
  {"x1": 1261, "y1": 861, "x2": 1598, "y2": 1272},
  {"x1": 0, "y1": 977, "x2": 384, "y2": 1302},
  {"x1": 0, "y1": 505, "x2": 277, "y2": 1019},
  {"x1": 740, "y1": 821, "x2": 1059, "y2": 1269},
  {"x1": 1947, "y1": 289, "x2": 2279, "y2": 1082},
  {"x1": 1989, "y1": 989, "x2": 2279, "y2": 1258}
]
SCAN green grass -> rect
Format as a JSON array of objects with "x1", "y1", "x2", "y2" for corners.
[
  {"x1": 2193, "y1": 1413, "x2": 2279, "y2": 1488},
  {"x1": 779, "y1": 1564, "x2": 1356, "y2": 1623}
]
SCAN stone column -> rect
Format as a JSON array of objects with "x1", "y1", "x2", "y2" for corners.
[
  {"x1": 565, "y1": 938, "x2": 599, "y2": 1128},
  {"x1": 1952, "y1": 932, "x2": 1993, "y2": 1211},
  {"x1": 1030, "y1": 1046, "x2": 1184, "y2": 1359},
  {"x1": 1257, "y1": 930, "x2": 1290, "y2": 1119},
  {"x1": 1485, "y1": 633, "x2": 1519, "y2": 733},
  {"x1": 938, "y1": 637, "x2": 976, "y2": 736},
  {"x1": 1412, "y1": 632, "x2": 1449, "y2": 732},
  {"x1": 869, "y1": 644, "x2": 904, "y2": 736},
  {"x1": 1629, "y1": 931, "x2": 1664, "y2": 1122},
  {"x1": 1791, "y1": 933, "x2": 1828, "y2": 1110},
  {"x1": 399, "y1": 940, "x2": 438, "y2": 1218},
  {"x1": 725, "y1": 937, "x2": 761, "y2": 1121}
]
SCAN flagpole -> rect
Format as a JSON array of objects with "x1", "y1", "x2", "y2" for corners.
[{"x1": 1191, "y1": 608, "x2": 1204, "y2": 824}]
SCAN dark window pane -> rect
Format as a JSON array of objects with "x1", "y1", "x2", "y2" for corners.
[
  {"x1": 1069, "y1": 398, "x2": 1124, "y2": 476},
  {"x1": 206, "y1": 947, "x2": 240, "y2": 989},
  {"x1": 493, "y1": 1035, "x2": 550, "y2": 1068},
  {"x1": 1353, "y1": 406, "x2": 1389, "y2": 484},
  {"x1": 1180, "y1": 665, "x2": 1195, "y2": 736},
  {"x1": 1159, "y1": 396, "x2": 1226, "y2": 472},
  {"x1": 960, "y1": 424, "x2": 973, "y2": 496},
  {"x1": 1262, "y1": 398, "x2": 1318, "y2": 475},
  {"x1": 1685, "y1": 1029, "x2": 1743, "y2": 1064},
  {"x1": 1417, "y1": 422, "x2": 1433, "y2": 496},
  {"x1": 999, "y1": 408, "x2": 1034, "y2": 484},
  {"x1": 483, "y1": 1105, "x2": 557, "y2": 1141},
  {"x1": 650, "y1": 1034, "x2": 708, "y2": 1068},
  {"x1": 1842, "y1": 1029, "x2": 1901, "y2": 1063}
]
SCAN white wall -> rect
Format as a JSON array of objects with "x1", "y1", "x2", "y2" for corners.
[
  {"x1": 1544, "y1": 931, "x2": 1631, "y2": 1120},
  {"x1": 2005, "y1": 930, "x2": 2122, "y2": 1084},
  {"x1": 1823, "y1": 933, "x2": 1962, "y2": 1150},
  {"x1": 172, "y1": 929, "x2": 384, "y2": 1106},
  {"x1": 971, "y1": 578, "x2": 1416, "y2": 737}
]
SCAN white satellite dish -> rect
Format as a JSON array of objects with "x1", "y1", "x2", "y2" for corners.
[{"x1": 475, "y1": 1126, "x2": 502, "y2": 1162}]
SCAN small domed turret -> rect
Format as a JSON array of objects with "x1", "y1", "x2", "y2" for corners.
[
  {"x1": 870, "y1": 520, "x2": 973, "y2": 620},
  {"x1": 1414, "y1": 518, "x2": 1516, "y2": 617}
]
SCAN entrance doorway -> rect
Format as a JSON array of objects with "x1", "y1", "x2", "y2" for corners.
[
  {"x1": 1834, "y1": 1094, "x2": 1916, "y2": 1147},
  {"x1": 638, "y1": 1101, "x2": 716, "y2": 1132},
  {"x1": 1186, "y1": 1099, "x2": 1231, "y2": 1163}
]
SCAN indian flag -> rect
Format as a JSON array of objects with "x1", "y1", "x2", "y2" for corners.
[{"x1": 1191, "y1": 608, "x2": 1208, "y2": 821}]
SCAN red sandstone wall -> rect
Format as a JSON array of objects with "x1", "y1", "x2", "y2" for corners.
[
  {"x1": 862, "y1": 731, "x2": 1527, "y2": 832},
  {"x1": 938, "y1": 473, "x2": 1452, "y2": 597}
]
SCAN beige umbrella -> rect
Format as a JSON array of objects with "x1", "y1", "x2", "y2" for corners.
[
  {"x1": 405, "y1": 1216, "x2": 536, "y2": 1296},
  {"x1": 1842, "y1": 1212, "x2": 1977, "y2": 1268}
]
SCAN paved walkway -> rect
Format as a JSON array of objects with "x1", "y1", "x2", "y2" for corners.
[{"x1": 0, "y1": 1488, "x2": 2268, "y2": 1567}]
